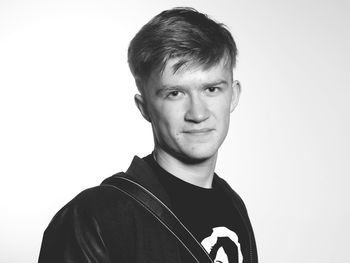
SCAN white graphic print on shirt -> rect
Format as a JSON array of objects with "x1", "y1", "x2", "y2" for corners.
[{"x1": 201, "y1": 227, "x2": 242, "y2": 263}]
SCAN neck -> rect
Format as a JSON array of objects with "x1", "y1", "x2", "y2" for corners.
[{"x1": 153, "y1": 147, "x2": 218, "y2": 189}]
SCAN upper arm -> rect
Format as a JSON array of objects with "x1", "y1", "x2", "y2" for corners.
[{"x1": 38, "y1": 189, "x2": 112, "y2": 263}]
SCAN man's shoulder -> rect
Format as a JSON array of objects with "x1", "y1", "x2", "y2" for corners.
[
  {"x1": 47, "y1": 153, "x2": 161, "y2": 227},
  {"x1": 47, "y1": 173, "x2": 134, "y2": 226},
  {"x1": 214, "y1": 174, "x2": 248, "y2": 210},
  {"x1": 39, "y1": 172, "x2": 147, "y2": 262}
]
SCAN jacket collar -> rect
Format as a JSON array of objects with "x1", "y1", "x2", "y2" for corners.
[
  {"x1": 124, "y1": 155, "x2": 172, "y2": 207},
  {"x1": 104, "y1": 155, "x2": 231, "y2": 208}
]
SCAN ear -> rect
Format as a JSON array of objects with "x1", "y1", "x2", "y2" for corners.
[
  {"x1": 134, "y1": 94, "x2": 151, "y2": 122},
  {"x1": 230, "y1": 80, "x2": 241, "y2": 113}
]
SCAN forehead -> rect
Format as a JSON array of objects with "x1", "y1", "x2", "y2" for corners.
[{"x1": 147, "y1": 57, "x2": 233, "y2": 88}]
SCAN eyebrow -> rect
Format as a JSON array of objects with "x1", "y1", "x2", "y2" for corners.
[{"x1": 157, "y1": 80, "x2": 229, "y2": 94}]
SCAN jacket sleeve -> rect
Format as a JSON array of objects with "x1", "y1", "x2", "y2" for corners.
[{"x1": 38, "y1": 189, "x2": 112, "y2": 263}]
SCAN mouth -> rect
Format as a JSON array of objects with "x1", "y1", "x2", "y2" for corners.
[{"x1": 183, "y1": 128, "x2": 215, "y2": 134}]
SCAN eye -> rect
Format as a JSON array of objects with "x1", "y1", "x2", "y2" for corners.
[
  {"x1": 206, "y1": 87, "x2": 220, "y2": 93},
  {"x1": 169, "y1": 90, "x2": 180, "y2": 97},
  {"x1": 166, "y1": 90, "x2": 184, "y2": 99}
]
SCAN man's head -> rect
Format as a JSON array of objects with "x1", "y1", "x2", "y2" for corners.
[
  {"x1": 128, "y1": 7, "x2": 238, "y2": 87},
  {"x1": 128, "y1": 7, "x2": 240, "y2": 163}
]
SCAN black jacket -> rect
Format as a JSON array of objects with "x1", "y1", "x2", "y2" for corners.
[{"x1": 38, "y1": 156, "x2": 258, "y2": 263}]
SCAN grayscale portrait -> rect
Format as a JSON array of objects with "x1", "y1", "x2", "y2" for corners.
[{"x1": 0, "y1": 1, "x2": 348, "y2": 263}]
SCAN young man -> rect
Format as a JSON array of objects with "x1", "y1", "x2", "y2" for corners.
[{"x1": 39, "y1": 7, "x2": 258, "y2": 263}]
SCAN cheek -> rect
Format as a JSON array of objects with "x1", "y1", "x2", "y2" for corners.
[
  {"x1": 212, "y1": 106, "x2": 232, "y2": 138},
  {"x1": 212, "y1": 102, "x2": 231, "y2": 122},
  {"x1": 151, "y1": 106, "x2": 182, "y2": 134}
]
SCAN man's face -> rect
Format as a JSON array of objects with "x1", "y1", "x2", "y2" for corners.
[{"x1": 135, "y1": 57, "x2": 240, "y2": 163}]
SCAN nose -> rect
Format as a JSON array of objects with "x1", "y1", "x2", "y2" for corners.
[{"x1": 184, "y1": 94, "x2": 210, "y2": 123}]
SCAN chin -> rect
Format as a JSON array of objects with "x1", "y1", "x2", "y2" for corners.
[{"x1": 178, "y1": 147, "x2": 218, "y2": 164}]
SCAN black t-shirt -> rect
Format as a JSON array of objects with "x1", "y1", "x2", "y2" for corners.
[{"x1": 144, "y1": 154, "x2": 249, "y2": 263}]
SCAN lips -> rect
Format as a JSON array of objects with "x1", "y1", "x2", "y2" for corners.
[{"x1": 183, "y1": 128, "x2": 214, "y2": 134}]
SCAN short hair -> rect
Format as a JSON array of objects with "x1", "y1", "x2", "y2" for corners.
[{"x1": 128, "y1": 7, "x2": 238, "y2": 84}]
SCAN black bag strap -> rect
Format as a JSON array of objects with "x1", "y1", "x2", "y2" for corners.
[{"x1": 102, "y1": 176, "x2": 213, "y2": 263}]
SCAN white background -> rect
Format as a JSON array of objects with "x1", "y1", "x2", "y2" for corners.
[{"x1": 0, "y1": 0, "x2": 349, "y2": 262}]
